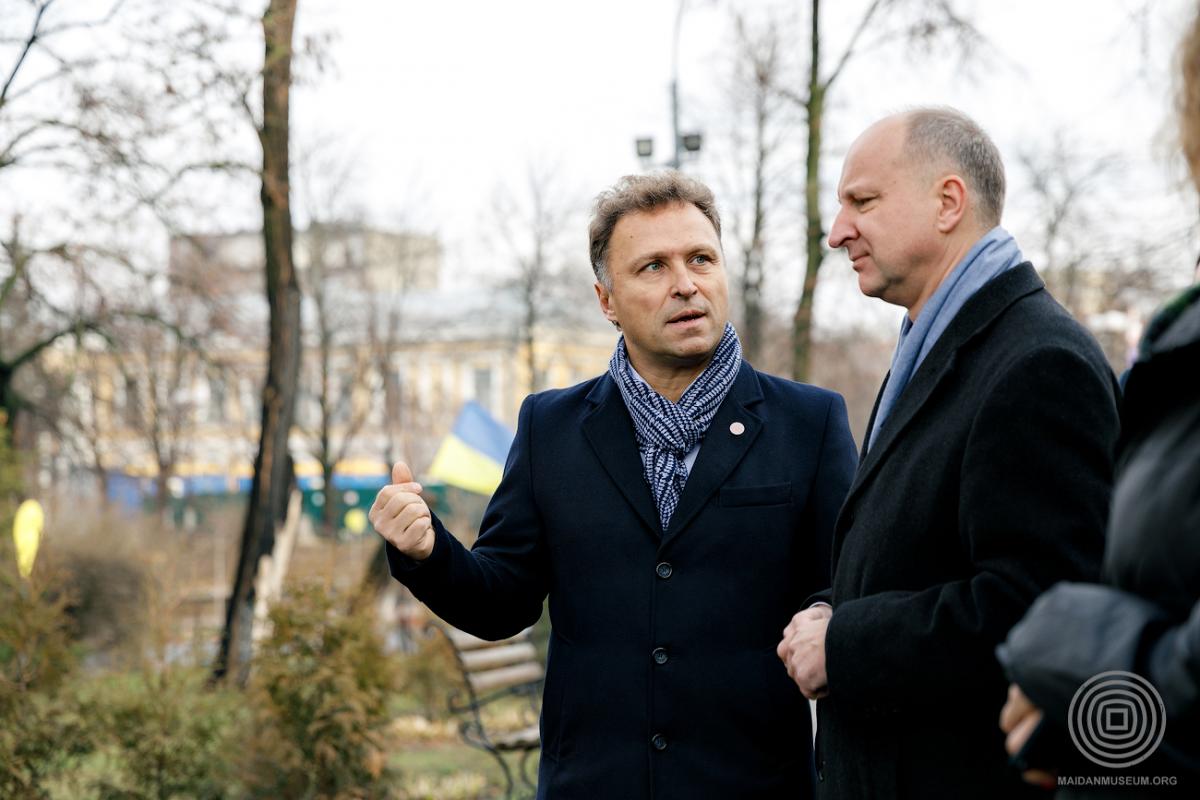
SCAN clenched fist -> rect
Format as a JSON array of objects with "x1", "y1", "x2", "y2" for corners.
[
  {"x1": 369, "y1": 462, "x2": 435, "y2": 560},
  {"x1": 777, "y1": 604, "x2": 832, "y2": 700}
]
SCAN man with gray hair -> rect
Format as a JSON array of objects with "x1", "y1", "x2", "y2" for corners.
[
  {"x1": 776, "y1": 108, "x2": 1119, "y2": 797},
  {"x1": 373, "y1": 170, "x2": 857, "y2": 798}
]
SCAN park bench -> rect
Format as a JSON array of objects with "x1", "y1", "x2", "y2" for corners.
[{"x1": 427, "y1": 623, "x2": 544, "y2": 798}]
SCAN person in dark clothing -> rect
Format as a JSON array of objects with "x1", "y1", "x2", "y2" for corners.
[
  {"x1": 998, "y1": 281, "x2": 1200, "y2": 796},
  {"x1": 776, "y1": 107, "x2": 1120, "y2": 800},
  {"x1": 998, "y1": 8, "x2": 1200, "y2": 794},
  {"x1": 369, "y1": 171, "x2": 858, "y2": 799}
]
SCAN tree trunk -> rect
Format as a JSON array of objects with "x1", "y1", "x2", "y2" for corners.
[
  {"x1": 741, "y1": 79, "x2": 769, "y2": 366},
  {"x1": 321, "y1": 460, "x2": 337, "y2": 537},
  {"x1": 212, "y1": 0, "x2": 300, "y2": 687},
  {"x1": 793, "y1": 0, "x2": 825, "y2": 383},
  {"x1": 524, "y1": 247, "x2": 541, "y2": 395},
  {"x1": 525, "y1": 293, "x2": 538, "y2": 395},
  {"x1": 154, "y1": 468, "x2": 170, "y2": 515},
  {"x1": 317, "y1": 282, "x2": 336, "y2": 538},
  {"x1": 350, "y1": 538, "x2": 392, "y2": 614},
  {"x1": 0, "y1": 364, "x2": 16, "y2": 439}
]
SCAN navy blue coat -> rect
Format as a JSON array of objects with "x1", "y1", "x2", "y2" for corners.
[{"x1": 388, "y1": 361, "x2": 857, "y2": 799}]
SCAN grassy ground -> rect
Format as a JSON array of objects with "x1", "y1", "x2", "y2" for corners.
[
  {"x1": 391, "y1": 736, "x2": 540, "y2": 799},
  {"x1": 23, "y1": 499, "x2": 547, "y2": 799}
]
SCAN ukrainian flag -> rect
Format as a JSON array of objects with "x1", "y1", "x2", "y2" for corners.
[{"x1": 427, "y1": 401, "x2": 514, "y2": 496}]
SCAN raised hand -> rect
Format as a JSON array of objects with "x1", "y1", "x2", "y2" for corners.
[{"x1": 369, "y1": 462, "x2": 435, "y2": 560}]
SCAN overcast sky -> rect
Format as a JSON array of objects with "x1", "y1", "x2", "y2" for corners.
[
  {"x1": 3, "y1": 0, "x2": 1196, "y2": 333},
  {"x1": 281, "y1": 0, "x2": 1197, "y2": 331}
]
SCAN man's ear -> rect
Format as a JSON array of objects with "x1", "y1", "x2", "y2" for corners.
[
  {"x1": 935, "y1": 174, "x2": 968, "y2": 233},
  {"x1": 595, "y1": 281, "x2": 620, "y2": 328}
]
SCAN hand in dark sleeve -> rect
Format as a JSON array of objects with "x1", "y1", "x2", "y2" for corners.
[
  {"x1": 384, "y1": 394, "x2": 549, "y2": 640},
  {"x1": 998, "y1": 582, "x2": 1170, "y2": 723},
  {"x1": 825, "y1": 346, "x2": 1117, "y2": 709}
]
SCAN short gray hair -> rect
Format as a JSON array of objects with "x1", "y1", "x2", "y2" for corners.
[
  {"x1": 588, "y1": 170, "x2": 721, "y2": 289},
  {"x1": 902, "y1": 107, "x2": 1006, "y2": 228}
]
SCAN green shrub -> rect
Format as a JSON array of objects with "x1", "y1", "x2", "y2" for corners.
[
  {"x1": 0, "y1": 687, "x2": 92, "y2": 800},
  {"x1": 244, "y1": 583, "x2": 402, "y2": 799},
  {"x1": 0, "y1": 568, "x2": 76, "y2": 701},
  {"x1": 78, "y1": 669, "x2": 250, "y2": 800},
  {"x1": 395, "y1": 629, "x2": 461, "y2": 722},
  {"x1": 57, "y1": 548, "x2": 152, "y2": 666},
  {"x1": 0, "y1": 559, "x2": 85, "y2": 798}
]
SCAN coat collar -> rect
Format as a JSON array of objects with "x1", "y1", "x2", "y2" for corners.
[
  {"x1": 582, "y1": 360, "x2": 764, "y2": 547},
  {"x1": 842, "y1": 263, "x2": 1045, "y2": 510}
]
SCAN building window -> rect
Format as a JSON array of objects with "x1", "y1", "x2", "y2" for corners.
[
  {"x1": 332, "y1": 376, "x2": 351, "y2": 425},
  {"x1": 239, "y1": 377, "x2": 257, "y2": 424},
  {"x1": 473, "y1": 367, "x2": 493, "y2": 413},
  {"x1": 123, "y1": 374, "x2": 141, "y2": 427},
  {"x1": 208, "y1": 375, "x2": 226, "y2": 423}
]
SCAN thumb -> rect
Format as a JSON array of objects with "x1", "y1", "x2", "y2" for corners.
[{"x1": 392, "y1": 461, "x2": 414, "y2": 485}]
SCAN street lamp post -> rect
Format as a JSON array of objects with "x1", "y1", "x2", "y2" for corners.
[{"x1": 636, "y1": 0, "x2": 702, "y2": 170}]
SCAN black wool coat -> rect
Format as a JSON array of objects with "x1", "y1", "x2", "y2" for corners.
[
  {"x1": 388, "y1": 361, "x2": 858, "y2": 799},
  {"x1": 815, "y1": 264, "x2": 1120, "y2": 800}
]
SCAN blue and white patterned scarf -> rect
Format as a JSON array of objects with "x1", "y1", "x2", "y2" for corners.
[{"x1": 609, "y1": 322, "x2": 742, "y2": 530}]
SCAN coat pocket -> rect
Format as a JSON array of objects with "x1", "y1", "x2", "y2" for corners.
[{"x1": 718, "y1": 482, "x2": 792, "y2": 507}]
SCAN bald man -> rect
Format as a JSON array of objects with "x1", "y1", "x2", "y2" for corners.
[{"x1": 776, "y1": 108, "x2": 1120, "y2": 798}]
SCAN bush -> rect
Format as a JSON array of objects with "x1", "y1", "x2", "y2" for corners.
[
  {"x1": 0, "y1": 684, "x2": 92, "y2": 800},
  {"x1": 0, "y1": 568, "x2": 76, "y2": 701},
  {"x1": 395, "y1": 628, "x2": 461, "y2": 722},
  {"x1": 1, "y1": 556, "x2": 245, "y2": 800},
  {"x1": 57, "y1": 547, "x2": 152, "y2": 666},
  {"x1": 1, "y1": 549, "x2": 409, "y2": 798},
  {"x1": 78, "y1": 669, "x2": 250, "y2": 800},
  {"x1": 244, "y1": 582, "x2": 402, "y2": 799},
  {"x1": 0, "y1": 561, "x2": 86, "y2": 798}
]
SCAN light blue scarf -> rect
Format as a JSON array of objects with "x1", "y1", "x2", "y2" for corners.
[{"x1": 867, "y1": 227, "x2": 1024, "y2": 451}]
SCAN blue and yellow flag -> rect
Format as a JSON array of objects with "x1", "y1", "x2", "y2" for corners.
[{"x1": 427, "y1": 401, "x2": 514, "y2": 496}]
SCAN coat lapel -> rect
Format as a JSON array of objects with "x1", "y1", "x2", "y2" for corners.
[
  {"x1": 860, "y1": 371, "x2": 888, "y2": 464},
  {"x1": 845, "y1": 351, "x2": 959, "y2": 506},
  {"x1": 582, "y1": 374, "x2": 662, "y2": 537},
  {"x1": 842, "y1": 263, "x2": 1047, "y2": 512},
  {"x1": 661, "y1": 362, "x2": 764, "y2": 548}
]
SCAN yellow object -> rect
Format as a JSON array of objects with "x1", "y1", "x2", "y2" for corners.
[
  {"x1": 12, "y1": 499, "x2": 44, "y2": 579},
  {"x1": 427, "y1": 434, "x2": 505, "y2": 496},
  {"x1": 335, "y1": 458, "x2": 389, "y2": 476},
  {"x1": 343, "y1": 508, "x2": 368, "y2": 535},
  {"x1": 294, "y1": 460, "x2": 324, "y2": 478}
]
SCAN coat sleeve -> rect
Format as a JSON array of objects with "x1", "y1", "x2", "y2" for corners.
[
  {"x1": 825, "y1": 345, "x2": 1117, "y2": 709},
  {"x1": 998, "y1": 582, "x2": 1200, "y2": 729},
  {"x1": 1147, "y1": 600, "x2": 1200, "y2": 725},
  {"x1": 385, "y1": 393, "x2": 549, "y2": 640}
]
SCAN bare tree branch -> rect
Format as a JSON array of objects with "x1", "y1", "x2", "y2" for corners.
[
  {"x1": 822, "y1": 0, "x2": 888, "y2": 91},
  {"x1": 32, "y1": 0, "x2": 128, "y2": 40},
  {"x1": 0, "y1": 0, "x2": 55, "y2": 111}
]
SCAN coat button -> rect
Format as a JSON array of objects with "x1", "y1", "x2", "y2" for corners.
[
  {"x1": 651, "y1": 734, "x2": 668, "y2": 751},
  {"x1": 652, "y1": 647, "x2": 668, "y2": 665},
  {"x1": 655, "y1": 562, "x2": 673, "y2": 579}
]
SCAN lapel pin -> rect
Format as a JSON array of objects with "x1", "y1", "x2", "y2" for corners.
[{"x1": 729, "y1": 421, "x2": 745, "y2": 436}]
